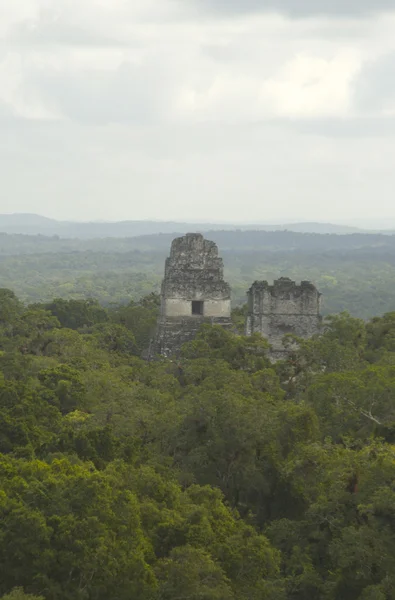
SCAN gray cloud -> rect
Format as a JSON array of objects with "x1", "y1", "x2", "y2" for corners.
[
  {"x1": 10, "y1": 21, "x2": 130, "y2": 48},
  {"x1": 7, "y1": 8, "x2": 136, "y2": 48},
  {"x1": 26, "y1": 61, "x2": 173, "y2": 125},
  {"x1": 0, "y1": 101, "x2": 13, "y2": 119},
  {"x1": 354, "y1": 53, "x2": 395, "y2": 112},
  {"x1": 290, "y1": 117, "x2": 395, "y2": 138},
  {"x1": 195, "y1": 0, "x2": 395, "y2": 17}
]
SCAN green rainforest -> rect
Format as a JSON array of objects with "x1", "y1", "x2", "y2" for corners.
[{"x1": 1, "y1": 286, "x2": 395, "y2": 600}]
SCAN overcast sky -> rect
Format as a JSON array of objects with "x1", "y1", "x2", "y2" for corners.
[{"x1": 1, "y1": 0, "x2": 395, "y2": 223}]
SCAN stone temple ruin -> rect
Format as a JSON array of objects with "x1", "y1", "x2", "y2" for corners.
[
  {"x1": 150, "y1": 234, "x2": 322, "y2": 359},
  {"x1": 149, "y1": 233, "x2": 233, "y2": 358},
  {"x1": 245, "y1": 278, "x2": 322, "y2": 359}
]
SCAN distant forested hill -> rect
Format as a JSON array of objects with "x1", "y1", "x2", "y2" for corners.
[
  {"x1": 2, "y1": 229, "x2": 395, "y2": 255},
  {"x1": 1, "y1": 230, "x2": 395, "y2": 318},
  {"x1": 0, "y1": 213, "x2": 369, "y2": 237}
]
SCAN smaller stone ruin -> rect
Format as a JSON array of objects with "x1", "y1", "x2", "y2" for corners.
[
  {"x1": 149, "y1": 233, "x2": 233, "y2": 358},
  {"x1": 245, "y1": 277, "x2": 322, "y2": 359}
]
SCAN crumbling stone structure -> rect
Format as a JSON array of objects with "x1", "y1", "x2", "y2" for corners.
[
  {"x1": 149, "y1": 234, "x2": 323, "y2": 360},
  {"x1": 149, "y1": 233, "x2": 233, "y2": 358},
  {"x1": 245, "y1": 278, "x2": 322, "y2": 359}
]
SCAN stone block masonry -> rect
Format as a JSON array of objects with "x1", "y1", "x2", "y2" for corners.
[
  {"x1": 245, "y1": 278, "x2": 322, "y2": 359},
  {"x1": 149, "y1": 233, "x2": 233, "y2": 359}
]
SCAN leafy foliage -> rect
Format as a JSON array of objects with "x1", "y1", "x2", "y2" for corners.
[{"x1": 1, "y1": 288, "x2": 395, "y2": 599}]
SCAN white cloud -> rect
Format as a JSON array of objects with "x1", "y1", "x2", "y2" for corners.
[
  {"x1": 0, "y1": 52, "x2": 62, "y2": 120},
  {"x1": 262, "y1": 51, "x2": 361, "y2": 118},
  {"x1": 354, "y1": 52, "x2": 395, "y2": 116}
]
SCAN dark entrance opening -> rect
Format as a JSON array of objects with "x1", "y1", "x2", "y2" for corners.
[{"x1": 192, "y1": 300, "x2": 204, "y2": 316}]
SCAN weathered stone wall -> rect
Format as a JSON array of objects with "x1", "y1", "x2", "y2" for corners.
[
  {"x1": 246, "y1": 277, "x2": 322, "y2": 358},
  {"x1": 150, "y1": 233, "x2": 233, "y2": 358},
  {"x1": 161, "y1": 233, "x2": 231, "y2": 310},
  {"x1": 151, "y1": 316, "x2": 233, "y2": 358}
]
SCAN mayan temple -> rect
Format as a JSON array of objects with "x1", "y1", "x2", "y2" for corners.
[
  {"x1": 245, "y1": 277, "x2": 322, "y2": 359},
  {"x1": 149, "y1": 233, "x2": 233, "y2": 358}
]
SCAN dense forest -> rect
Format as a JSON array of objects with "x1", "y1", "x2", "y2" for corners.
[
  {"x1": 1, "y1": 288, "x2": 395, "y2": 599},
  {"x1": 2, "y1": 230, "x2": 395, "y2": 317}
]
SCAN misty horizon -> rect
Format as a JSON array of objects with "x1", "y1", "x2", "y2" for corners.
[{"x1": 2, "y1": 211, "x2": 395, "y2": 233}]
